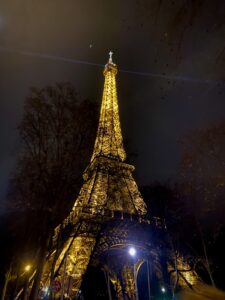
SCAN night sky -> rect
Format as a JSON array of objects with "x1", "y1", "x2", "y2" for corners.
[{"x1": 1, "y1": 0, "x2": 225, "y2": 210}]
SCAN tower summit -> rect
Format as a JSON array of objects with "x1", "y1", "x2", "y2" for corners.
[{"x1": 91, "y1": 51, "x2": 126, "y2": 162}]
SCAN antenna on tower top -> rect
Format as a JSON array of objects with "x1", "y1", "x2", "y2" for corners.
[{"x1": 109, "y1": 51, "x2": 113, "y2": 64}]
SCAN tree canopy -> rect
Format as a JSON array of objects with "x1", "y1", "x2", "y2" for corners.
[{"x1": 1, "y1": 82, "x2": 98, "y2": 299}]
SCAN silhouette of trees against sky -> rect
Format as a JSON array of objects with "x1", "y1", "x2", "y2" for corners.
[
  {"x1": 141, "y1": 121, "x2": 225, "y2": 293},
  {"x1": 2, "y1": 83, "x2": 98, "y2": 299},
  {"x1": 178, "y1": 122, "x2": 225, "y2": 288},
  {"x1": 140, "y1": 183, "x2": 198, "y2": 297}
]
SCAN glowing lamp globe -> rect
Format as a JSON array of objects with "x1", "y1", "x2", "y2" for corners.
[
  {"x1": 24, "y1": 264, "x2": 31, "y2": 272},
  {"x1": 128, "y1": 247, "x2": 136, "y2": 257}
]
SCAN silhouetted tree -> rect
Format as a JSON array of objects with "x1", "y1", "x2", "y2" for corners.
[
  {"x1": 3, "y1": 82, "x2": 98, "y2": 299},
  {"x1": 178, "y1": 121, "x2": 225, "y2": 288},
  {"x1": 141, "y1": 183, "x2": 198, "y2": 295}
]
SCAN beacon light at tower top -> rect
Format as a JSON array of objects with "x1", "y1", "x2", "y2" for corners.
[{"x1": 109, "y1": 50, "x2": 113, "y2": 64}]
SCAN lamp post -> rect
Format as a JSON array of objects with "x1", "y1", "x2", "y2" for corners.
[
  {"x1": 146, "y1": 260, "x2": 151, "y2": 300},
  {"x1": 23, "y1": 264, "x2": 32, "y2": 300},
  {"x1": 128, "y1": 247, "x2": 139, "y2": 300},
  {"x1": 161, "y1": 286, "x2": 166, "y2": 300},
  {"x1": 128, "y1": 247, "x2": 152, "y2": 300}
]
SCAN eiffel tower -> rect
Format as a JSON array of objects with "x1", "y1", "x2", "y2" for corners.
[{"x1": 40, "y1": 53, "x2": 199, "y2": 299}]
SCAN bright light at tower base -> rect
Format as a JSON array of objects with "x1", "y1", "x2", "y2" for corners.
[{"x1": 128, "y1": 247, "x2": 136, "y2": 257}]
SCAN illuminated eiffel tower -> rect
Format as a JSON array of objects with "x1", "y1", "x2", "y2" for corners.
[
  {"x1": 40, "y1": 53, "x2": 199, "y2": 299},
  {"x1": 40, "y1": 52, "x2": 149, "y2": 299}
]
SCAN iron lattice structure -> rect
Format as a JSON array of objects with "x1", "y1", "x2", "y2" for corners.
[{"x1": 40, "y1": 54, "x2": 200, "y2": 299}]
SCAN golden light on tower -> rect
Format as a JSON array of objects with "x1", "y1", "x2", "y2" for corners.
[
  {"x1": 91, "y1": 51, "x2": 126, "y2": 162},
  {"x1": 39, "y1": 52, "x2": 148, "y2": 298},
  {"x1": 72, "y1": 51, "x2": 146, "y2": 216},
  {"x1": 39, "y1": 52, "x2": 199, "y2": 299}
]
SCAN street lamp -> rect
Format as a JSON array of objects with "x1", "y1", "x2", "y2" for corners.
[
  {"x1": 23, "y1": 265, "x2": 32, "y2": 300},
  {"x1": 161, "y1": 286, "x2": 166, "y2": 300},
  {"x1": 127, "y1": 247, "x2": 139, "y2": 300},
  {"x1": 24, "y1": 265, "x2": 31, "y2": 272},
  {"x1": 128, "y1": 247, "x2": 136, "y2": 257}
]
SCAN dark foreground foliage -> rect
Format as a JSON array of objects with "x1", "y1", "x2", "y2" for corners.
[{"x1": 0, "y1": 82, "x2": 98, "y2": 299}]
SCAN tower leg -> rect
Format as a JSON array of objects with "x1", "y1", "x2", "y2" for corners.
[
  {"x1": 109, "y1": 273, "x2": 123, "y2": 300},
  {"x1": 104, "y1": 257, "x2": 144, "y2": 300},
  {"x1": 121, "y1": 264, "x2": 137, "y2": 300},
  {"x1": 59, "y1": 235, "x2": 96, "y2": 298},
  {"x1": 41, "y1": 235, "x2": 96, "y2": 299}
]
